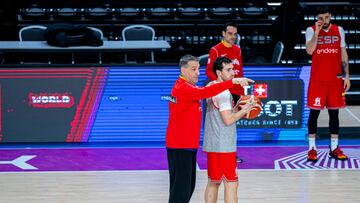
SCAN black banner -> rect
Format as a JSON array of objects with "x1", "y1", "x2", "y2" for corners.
[{"x1": 237, "y1": 80, "x2": 304, "y2": 128}]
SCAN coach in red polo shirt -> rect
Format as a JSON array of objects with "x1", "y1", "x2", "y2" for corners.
[{"x1": 166, "y1": 54, "x2": 253, "y2": 203}]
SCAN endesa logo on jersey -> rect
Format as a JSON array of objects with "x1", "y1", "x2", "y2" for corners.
[
  {"x1": 316, "y1": 48, "x2": 339, "y2": 54},
  {"x1": 244, "y1": 84, "x2": 268, "y2": 98},
  {"x1": 28, "y1": 92, "x2": 75, "y2": 108},
  {"x1": 316, "y1": 35, "x2": 340, "y2": 54}
]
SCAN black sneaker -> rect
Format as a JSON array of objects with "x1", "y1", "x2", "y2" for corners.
[{"x1": 236, "y1": 156, "x2": 243, "y2": 163}]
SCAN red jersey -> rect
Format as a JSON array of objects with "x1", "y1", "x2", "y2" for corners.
[
  {"x1": 311, "y1": 24, "x2": 342, "y2": 81},
  {"x1": 206, "y1": 41, "x2": 244, "y2": 96},
  {"x1": 166, "y1": 77, "x2": 234, "y2": 149}
]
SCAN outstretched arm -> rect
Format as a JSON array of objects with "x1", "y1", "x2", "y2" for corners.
[{"x1": 180, "y1": 78, "x2": 254, "y2": 101}]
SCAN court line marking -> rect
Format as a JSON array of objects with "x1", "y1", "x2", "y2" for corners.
[
  {"x1": 345, "y1": 107, "x2": 360, "y2": 123},
  {"x1": 0, "y1": 168, "x2": 359, "y2": 174}
]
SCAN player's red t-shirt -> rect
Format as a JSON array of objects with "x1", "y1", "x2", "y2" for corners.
[
  {"x1": 311, "y1": 24, "x2": 342, "y2": 81},
  {"x1": 206, "y1": 41, "x2": 243, "y2": 96}
]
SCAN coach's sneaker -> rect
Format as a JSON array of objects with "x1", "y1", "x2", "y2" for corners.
[
  {"x1": 236, "y1": 156, "x2": 243, "y2": 163},
  {"x1": 307, "y1": 148, "x2": 318, "y2": 162},
  {"x1": 329, "y1": 146, "x2": 348, "y2": 160}
]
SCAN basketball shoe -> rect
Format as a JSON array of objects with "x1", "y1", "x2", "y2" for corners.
[
  {"x1": 329, "y1": 146, "x2": 348, "y2": 160},
  {"x1": 307, "y1": 148, "x2": 318, "y2": 162}
]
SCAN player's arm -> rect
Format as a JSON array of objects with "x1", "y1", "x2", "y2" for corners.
[
  {"x1": 216, "y1": 93, "x2": 256, "y2": 126},
  {"x1": 340, "y1": 26, "x2": 351, "y2": 92},
  {"x1": 342, "y1": 47, "x2": 349, "y2": 78},
  {"x1": 180, "y1": 78, "x2": 254, "y2": 101},
  {"x1": 219, "y1": 101, "x2": 255, "y2": 126},
  {"x1": 205, "y1": 48, "x2": 218, "y2": 81},
  {"x1": 306, "y1": 21, "x2": 323, "y2": 55}
]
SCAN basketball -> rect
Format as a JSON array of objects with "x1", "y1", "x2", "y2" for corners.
[{"x1": 236, "y1": 95, "x2": 262, "y2": 119}]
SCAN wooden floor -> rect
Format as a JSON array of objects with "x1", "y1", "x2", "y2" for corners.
[{"x1": 0, "y1": 170, "x2": 359, "y2": 203}]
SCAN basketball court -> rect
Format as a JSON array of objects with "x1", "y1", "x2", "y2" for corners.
[
  {"x1": 0, "y1": 1, "x2": 359, "y2": 201},
  {"x1": 0, "y1": 106, "x2": 359, "y2": 202}
]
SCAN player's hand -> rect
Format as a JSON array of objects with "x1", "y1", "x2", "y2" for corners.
[
  {"x1": 344, "y1": 77, "x2": 351, "y2": 92},
  {"x1": 238, "y1": 103, "x2": 252, "y2": 113},
  {"x1": 232, "y1": 77, "x2": 254, "y2": 87},
  {"x1": 315, "y1": 20, "x2": 323, "y2": 33},
  {"x1": 237, "y1": 96, "x2": 261, "y2": 113}
]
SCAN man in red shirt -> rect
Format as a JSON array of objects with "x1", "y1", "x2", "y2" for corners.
[
  {"x1": 166, "y1": 54, "x2": 253, "y2": 203},
  {"x1": 206, "y1": 23, "x2": 244, "y2": 163},
  {"x1": 206, "y1": 23, "x2": 243, "y2": 104},
  {"x1": 305, "y1": 6, "x2": 351, "y2": 162}
]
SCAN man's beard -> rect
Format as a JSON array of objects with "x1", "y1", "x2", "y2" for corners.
[{"x1": 322, "y1": 23, "x2": 330, "y2": 29}]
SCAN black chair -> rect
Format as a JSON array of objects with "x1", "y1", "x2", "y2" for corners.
[
  {"x1": 208, "y1": 7, "x2": 236, "y2": 19},
  {"x1": 271, "y1": 41, "x2": 284, "y2": 63},
  {"x1": 199, "y1": 54, "x2": 209, "y2": 66},
  {"x1": 54, "y1": 8, "x2": 81, "y2": 20},
  {"x1": 86, "y1": 7, "x2": 112, "y2": 19},
  {"x1": 147, "y1": 7, "x2": 174, "y2": 19},
  {"x1": 21, "y1": 8, "x2": 49, "y2": 20},
  {"x1": 18, "y1": 25, "x2": 49, "y2": 64},
  {"x1": 19, "y1": 25, "x2": 47, "y2": 41},
  {"x1": 239, "y1": 6, "x2": 269, "y2": 19},
  {"x1": 116, "y1": 7, "x2": 142, "y2": 19},
  {"x1": 178, "y1": 7, "x2": 204, "y2": 19},
  {"x1": 236, "y1": 34, "x2": 242, "y2": 47},
  {"x1": 122, "y1": 25, "x2": 156, "y2": 63},
  {"x1": 245, "y1": 41, "x2": 284, "y2": 64}
]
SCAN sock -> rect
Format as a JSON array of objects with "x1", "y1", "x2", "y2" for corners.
[
  {"x1": 308, "y1": 137, "x2": 316, "y2": 150},
  {"x1": 331, "y1": 138, "x2": 338, "y2": 151}
]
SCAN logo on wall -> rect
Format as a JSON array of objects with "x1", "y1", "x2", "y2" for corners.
[
  {"x1": 237, "y1": 80, "x2": 303, "y2": 128},
  {"x1": 244, "y1": 83, "x2": 268, "y2": 98},
  {"x1": 253, "y1": 84, "x2": 268, "y2": 98},
  {"x1": 28, "y1": 92, "x2": 75, "y2": 108}
]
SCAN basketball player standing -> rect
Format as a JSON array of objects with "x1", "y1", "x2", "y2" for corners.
[
  {"x1": 206, "y1": 23, "x2": 244, "y2": 104},
  {"x1": 203, "y1": 57, "x2": 257, "y2": 203},
  {"x1": 305, "y1": 6, "x2": 351, "y2": 162}
]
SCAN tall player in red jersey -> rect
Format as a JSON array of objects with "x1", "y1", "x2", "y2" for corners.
[
  {"x1": 206, "y1": 23, "x2": 243, "y2": 104},
  {"x1": 305, "y1": 6, "x2": 351, "y2": 162}
]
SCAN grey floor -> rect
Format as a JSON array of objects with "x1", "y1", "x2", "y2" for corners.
[{"x1": 318, "y1": 106, "x2": 360, "y2": 127}]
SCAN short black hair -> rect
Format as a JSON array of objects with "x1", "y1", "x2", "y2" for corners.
[
  {"x1": 223, "y1": 22, "x2": 237, "y2": 32},
  {"x1": 212, "y1": 56, "x2": 232, "y2": 76},
  {"x1": 316, "y1": 6, "x2": 330, "y2": 15}
]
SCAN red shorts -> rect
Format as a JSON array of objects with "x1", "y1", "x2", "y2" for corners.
[
  {"x1": 307, "y1": 80, "x2": 346, "y2": 110},
  {"x1": 207, "y1": 152, "x2": 238, "y2": 183}
]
